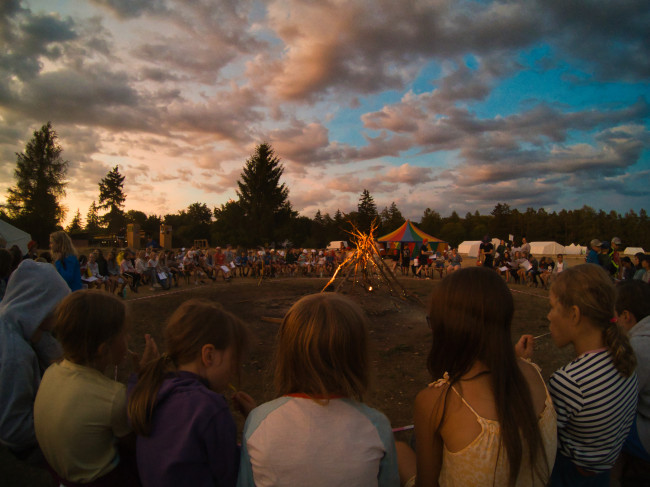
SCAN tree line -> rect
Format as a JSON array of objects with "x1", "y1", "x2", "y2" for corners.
[{"x1": 3, "y1": 122, "x2": 649, "y2": 250}]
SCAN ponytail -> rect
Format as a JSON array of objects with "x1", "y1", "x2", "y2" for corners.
[
  {"x1": 128, "y1": 355, "x2": 175, "y2": 436},
  {"x1": 128, "y1": 299, "x2": 248, "y2": 436},
  {"x1": 604, "y1": 321, "x2": 636, "y2": 377},
  {"x1": 552, "y1": 264, "x2": 636, "y2": 377}
]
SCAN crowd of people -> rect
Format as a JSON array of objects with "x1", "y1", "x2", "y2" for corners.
[{"x1": 0, "y1": 229, "x2": 649, "y2": 486}]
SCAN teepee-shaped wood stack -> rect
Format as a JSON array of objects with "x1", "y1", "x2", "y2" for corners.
[{"x1": 322, "y1": 221, "x2": 422, "y2": 304}]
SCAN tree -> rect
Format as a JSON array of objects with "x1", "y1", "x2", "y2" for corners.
[
  {"x1": 5, "y1": 122, "x2": 68, "y2": 245},
  {"x1": 66, "y1": 209, "x2": 83, "y2": 234},
  {"x1": 380, "y1": 202, "x2": 405, "y2": 232},
  {"x1": 85, "y1": 200, "x2": 101, "y2": 233},
  {"x1": 98, "y1": 165, "x2": 126, "y2": 234},
  {"x1": 187, "y1": 202, "x2": 212, "y2": 225},
  {"x1": 490, "y1": 203, "x2": 512, "y2": 239},
  {"x1": 419, "y1": 208, "x2": 442, "y2": 236},
  {"x1": 357, "y1": 189, "x2": 378, "y2": 232},
  {"x1": 236, "y1": 143, "x2": 292, "y2": 245}
]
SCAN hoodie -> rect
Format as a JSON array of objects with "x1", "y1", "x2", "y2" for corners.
[
  {"x1": 630, "y1": 315, "x2": 650, "y2": 453},
  {"x1": 129, "y1": 370, "x2": 239, "y2": 487},
  {"x1": 0, "y1": 260, "x2": 70, "y2": 452}
]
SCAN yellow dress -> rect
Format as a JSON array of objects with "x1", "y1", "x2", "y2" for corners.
[{"x1": 438, "y1": 367, "x2": 557, "y2": 486}]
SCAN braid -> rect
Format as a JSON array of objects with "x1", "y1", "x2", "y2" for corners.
[{"x1": 604, "y1": 321, "x2": 636, "y2": 377}]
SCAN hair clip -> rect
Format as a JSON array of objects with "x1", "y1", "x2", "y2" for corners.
[{"x1": 429, "y1": 371, "x2": 450, "y2": 388}]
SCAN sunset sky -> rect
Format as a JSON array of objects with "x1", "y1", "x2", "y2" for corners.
[{"x1": 1, "y1": 0, "x2": 649, "y2": 225}]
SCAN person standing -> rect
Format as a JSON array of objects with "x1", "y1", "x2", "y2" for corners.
[
  {"x1": 479, "y1": 235, "x2": 495, "y2": 269},
  {"x1": 50, "y1": 231, "x2": 82, "y2": 292}
]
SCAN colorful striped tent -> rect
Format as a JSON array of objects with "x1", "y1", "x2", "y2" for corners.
[{"x1": 377, "y1": 220, "x2": 448, "y2": 253}]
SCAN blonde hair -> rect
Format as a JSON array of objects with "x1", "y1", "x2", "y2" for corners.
[
  {"x1": 50, "y1": 230, "x2": 77, "y2": 260},
  {"x1": 54, "y1": 290, "x2": 126, "y2": 366},
  {"x1": 551, "y1": 264, "x2": 636, "y2": 377},
  {"x1": 128, "y1": 299, "x2": 248, "y2": 436},
  {"x1": 274, "y1": 293, "x2": 369, "y2": 401}
]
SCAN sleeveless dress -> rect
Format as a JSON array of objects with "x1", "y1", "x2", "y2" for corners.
[{"x1": 438, "y1": 364, "x2": 557, "y2": 486}]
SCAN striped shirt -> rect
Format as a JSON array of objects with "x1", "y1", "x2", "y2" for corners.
[{"x1": 549, "y1": 349, "x2": 638, "y2": 472}]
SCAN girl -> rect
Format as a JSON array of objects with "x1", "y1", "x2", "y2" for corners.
[
  {"x1": 50, "y1": 230, "x2": 82, "y2": 291},
  {"x1": 237, "y1": 292, "x2": 399, "y2": 487},
  {"x1": 400, "y1": 266, "x2": 556, "y2": 487},
  {"x1": 547, "y1": 264, "x2": 638, "y2": 485},
  {"x1": 128, "y1": 299, "x2": 254, "y2": 487},
  {"x1": 34, "y1": 290, "x2": 156, "y2": 485}
]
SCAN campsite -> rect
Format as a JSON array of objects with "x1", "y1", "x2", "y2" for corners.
[{"x1": 2, "y1": 255, "x2": 582, "y2": 487}]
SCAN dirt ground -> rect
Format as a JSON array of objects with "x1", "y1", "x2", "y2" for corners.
[{"x1": 2, "y1": 263, "x2": 577, "y2": 487}]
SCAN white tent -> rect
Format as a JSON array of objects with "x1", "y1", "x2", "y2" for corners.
[
  {"x1": 458, "y1": 238, "x2": 502, "y2": 258},
  {"x1": 458, "y1": 240, "x2": 481, "y2": 257},
  {"x1": 564, "y1": 243, "x2": 586, "y2": 255},
  {"x1": 0, "y1": 220, "x2": 31, "y2": 254},
  {"x1": 529, "y1": 241, "x2": 565, "y2": 256},
  {"x1": 624, "y1": 247, "x2": 646, "y2": 255}
]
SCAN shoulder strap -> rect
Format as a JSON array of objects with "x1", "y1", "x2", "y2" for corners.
[{"x1": 449, "y1": 385, "x2": 481, "y2": 419}]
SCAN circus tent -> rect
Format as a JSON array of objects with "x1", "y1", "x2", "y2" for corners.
[{"x1": 377, "y1": 220, "x2": 448, "y2": 253}]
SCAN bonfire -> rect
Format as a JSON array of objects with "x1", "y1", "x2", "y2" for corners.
[{"x1": 322, "y1": 221, "x2": 422, "y2": 304}]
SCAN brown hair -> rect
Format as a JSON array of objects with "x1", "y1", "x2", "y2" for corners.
[
  {"x1": 551, "y1": 264, "x2": 636, "y2": 377},
  {"x1": 274, "y1": 293, "x2": 369, "y2": 401},
  {"x1": 128, "y1": 299, "x2": 248, "y2": 436},
  {"x1": 427, "y1": 266, "x2": 546, "y2": 486},
  {"x1": 53, "y1": 290, "x2": 126, "y2": 366},
  {"x1": 615, "y1": 280, "x2": 650, "y2": 323}
]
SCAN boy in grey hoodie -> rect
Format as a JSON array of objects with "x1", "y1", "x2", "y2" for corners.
[
  {"x1": 0, "y1": 260, "x2": 70, "y2": 462},
  {"x1": 616, "y1": 280, "x2": 650, "y2": 461}
]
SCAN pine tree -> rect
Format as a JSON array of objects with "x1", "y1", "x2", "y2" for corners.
[
  {"x1": 236, "y1": 143, "x2": 292, "y2": 244},
  {"x1": 98, "y1": 166, "x2": 126, "y2": 234},
  {"x1": 380, "y1": 202, "x2": 405, "y2": 231},
  {"x1": 66, "y1": 209, "x2": 83, "y2": 233},
  {"x1": 5, "y1": 122, "x2": 68, "y2": 245},
  {"x1": 86, "y1": 201, "x2": 101, "y2": 233},
  {"x1": 357, "y1": 189, "x2": 378, "y2": 232}
]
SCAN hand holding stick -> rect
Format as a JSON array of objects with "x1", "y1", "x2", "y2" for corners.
[{"x1": 515, "y1": 334, "x2": 535, "y2": 360}]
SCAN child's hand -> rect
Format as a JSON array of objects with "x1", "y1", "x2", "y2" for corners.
[
  {"x1": 515, "y1": 334, "x2": 534, "y2": 359},
  {"x1": 232, "y1": 391, "x2": 257, "y2": 418},
  {"x1": 130, "y1": 334, "x2": 160, "y2": 372}
]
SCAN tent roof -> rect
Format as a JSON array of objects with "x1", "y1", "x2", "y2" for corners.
[
  {"x1": 377, "y1": 220, "x2": 446, "y2": 244},
  {"x1": 0, "y1": 220, "x2": 31, "y2": 254}
]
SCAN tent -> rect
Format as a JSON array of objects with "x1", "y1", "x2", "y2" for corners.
[
  {"x1": 377, "y1": 220, "x2": 447, "y2": 253},
  {"x1": 529, "y1": 241, "x2": 565, "y2": 256},
  {"x1": 0, "y1": 220, "x2": 31, "y2": 254},
  {"x1": 458, "y1": 238, "x2": 501, "y2": 258},
  {"x1": 458, "y1": 241, "x2": 480, "y2": 257},
  {"x1": 624, "y1": 247, "x2": 646, "y2": 255},
  {"x1": 564, "y1": 243, "x2": 586, "y2": 255}
]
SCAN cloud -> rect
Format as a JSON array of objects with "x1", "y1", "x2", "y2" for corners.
[
  {"x1": 90, "y1": 0, "x2": 168, "y2": 19},
  {"x1": 543, "y1": 0, "x2": 650, "y2": 81}
]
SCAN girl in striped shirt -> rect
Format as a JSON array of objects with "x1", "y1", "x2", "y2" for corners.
[{"x1": 547, "y1": 264, "x2": 638, "y2": 486}]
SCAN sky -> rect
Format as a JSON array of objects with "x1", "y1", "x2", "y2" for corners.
[{"x1": 1, "y1": 0, "x2": 649, "y2": 226}]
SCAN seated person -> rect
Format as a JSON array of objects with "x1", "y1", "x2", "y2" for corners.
[
  {"x1": 119, "y1": 250, "x2": 140, "y2": 293},
  {"x1": 86, "y1": 252, "x2": 108, "y2": 291},
  {"x1": 446, "y1": 248, "x2": 462, "y2": 274},
  {"x1": 35, "y1": 291, "x2": 156, "y2": 486},
  {"x1": 616, "y1": 280, "x2": 650, "y2": 463},
  {"x1": 621, "y1": 256, "x2": 635, "y2": 281},
  {"x1": 0, "y1": 260, "x2": 69, "y2": 463}
]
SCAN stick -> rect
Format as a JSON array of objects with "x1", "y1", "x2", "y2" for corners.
[{"x1": 533, "y1": 332, "x2": 551, "y2": 339}]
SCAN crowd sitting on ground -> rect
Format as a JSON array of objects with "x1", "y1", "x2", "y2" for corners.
[
  {"x1": 1, "y1": 257, "x2": 649, "y2": 486},
  {"x1": 0, "y1": 230, "x2": 649, "y2": 486},
  {"x1": 1, "y1": 231, "x2": 646, "y2": 304}
]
